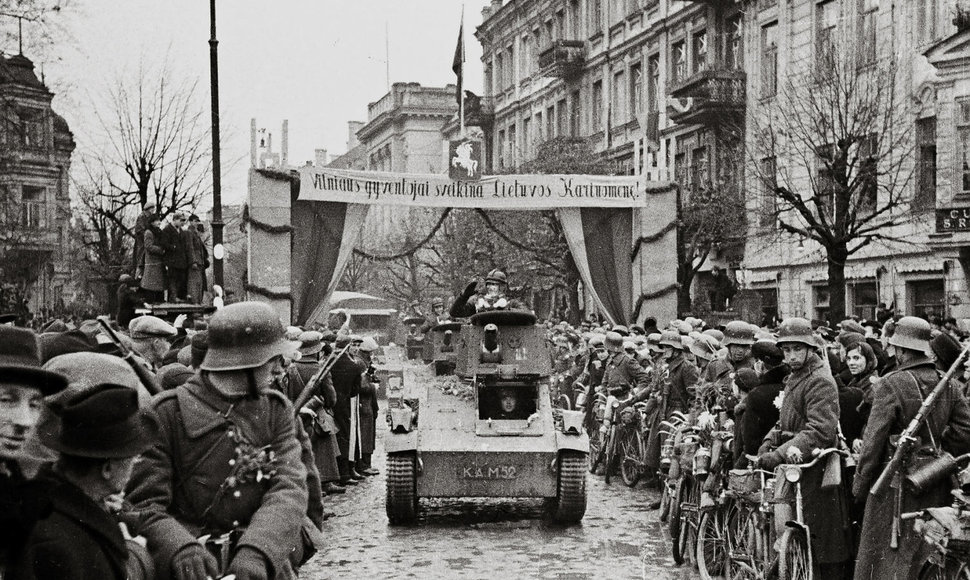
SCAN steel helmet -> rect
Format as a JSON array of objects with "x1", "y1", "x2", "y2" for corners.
[
  {"x1": 622, "y1": 340, "x2": 637, "y2": 352},
  {"x1": 604, "y1": 331, "x2": 624, "y2": 352},
  {"x1": 485, "y1": 269, "x2": 508, "y2": 285},
  {"x1": 691, "y1": 334, "x2": 720, "y2": 361},
  {"x1": 612, "y1": 325, "x2": 630, "y2": 337},
  {"x1": 722, "y1": 321, "x2": 756, "y2": 346},
  {"x1": 432, "y1": 297, "x2": 444, "y2": 307},
  {"x1": 646, "y1": 332, "x2": 663, "y2": 353},
  {"x1": 659, "y1": 330, "x2": 683, "y2": 350},
  {"x1": 887, "y1": 316, "x2": 932, "y2": 353},
  {"x1": 775, "y1": 318, "x2": 816, "y2": 348},
  {"x1": 201, "y1": 302, "x2": 300, "y2": 371},
  {"x1": 588, "y1": 334, "x2": 606, "y2": 349}
]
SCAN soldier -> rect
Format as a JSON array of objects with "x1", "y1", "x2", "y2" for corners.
[
  {"x1": 0, "y1": 327, "x2": 69, "y2": 572},
  {"x1": 421, "y1": 297, "x2": 450, "y2": 332},
  {"x1": 450, "y1": 269, "x2": 522, "y2": 317},
  {"x1": 756, "y1": 318, "x2": 850, "y2": 578},
  {"x1": 704, "y1": 320, "x2": 755, "y2": 385},
  {"x1": 126, "y1": 302, "x2": 309, "y2": 580},
  {"x1": 600, "y1": 331, "x2": 650, "y2": 398},
  {"x1": 12, "y1": 385, "x2": 155, "y2": 580},
  {"x1": 658, "y1": 330, "x2": 699, "y2": 416},
  {"x1": 356, "y1": 337, "x2": 381, "y2": 476},
  {"x1": 330, "y1": 334, "x2": 363, "y2": 485},
  {"x1": 853, "y1": 317, "x2": 970, "y2": 580}
]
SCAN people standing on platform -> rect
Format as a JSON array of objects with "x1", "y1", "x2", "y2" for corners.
[
  {"x1": 139, "y1": 214, "x2": 166, "y2": 304},
  {"x1": 162, "y1": 213, "x2": 191, "y2": 302}
]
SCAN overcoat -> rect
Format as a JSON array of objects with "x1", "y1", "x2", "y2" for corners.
[
  {"x1": 358, "y1": 366, "x2": 379, "y2": 456},
  {"x1": 125, "y1": 375, "x2": 308, "y2": 580},
  {"x1": 296, "y1": 358, "x2": 341, "y2": 483},
  {"x1": 140, "y1": 228, "x2": 165, "y2": 293},
  {"x1": 758, "y1": 352, "x2": 850, "y2": 565},
  {"x1": 330, "y1": 353, "x2": 362, "y2": 458},
  {"x1": 602, "y1": 351, "x2": 650, "y2": 394},
  {"x1": 11, "y1": 470, "x2": 128, "y2": 580},
  {"x1": 853, "y1": 357, "x2": 970, "y2": 580},
  {"x1": 162, "y1": 223, "x2": 190, "y2": 269},
  {"x1": 664, "y1": 354, "x2": 699, "y2": 414},
  {"x1": 734, "y1": 364, "x2": 787, "y2": 464}
]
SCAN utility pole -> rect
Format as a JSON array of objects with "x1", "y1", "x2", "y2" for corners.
[{"x1": 209, "y1": 0, "x2": 225, "y2": 291}]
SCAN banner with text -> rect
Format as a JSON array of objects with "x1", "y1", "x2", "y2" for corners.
[{"x1": 298, "y1": 167, "x2": 671, "y2": 209}]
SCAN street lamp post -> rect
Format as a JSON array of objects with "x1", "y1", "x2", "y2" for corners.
[{"x1": 209, "y1": 0, "x2": 225, "y2": 292}]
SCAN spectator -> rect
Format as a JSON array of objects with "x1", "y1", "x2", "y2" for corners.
[
  {"x1": 140, "y1": 215, "x2": 166, "y2": 304},
  {"x1": 162, "y1": 213, "x2": 191, "y2": 302}
]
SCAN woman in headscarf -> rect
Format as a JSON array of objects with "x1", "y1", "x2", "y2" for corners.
[{"x1": 840, "y1": 340, "x2": 878, "y2": 445}]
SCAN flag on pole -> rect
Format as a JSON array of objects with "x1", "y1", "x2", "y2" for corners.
[{"x1": 452, "y1": 16, "x2": 464, "y2": 105}]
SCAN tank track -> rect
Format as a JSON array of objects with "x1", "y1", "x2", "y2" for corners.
[
  {"x1": 386, "y1": 452, "x2": 418, "y2": 525},
  {"x1": 552, "y1": 450, "x2": 588, "y2": 524}
]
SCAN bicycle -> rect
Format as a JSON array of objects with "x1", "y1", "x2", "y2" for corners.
[
  {"x1": 906, "y1": 454, "x2": 970, "y2": 580},
  {"x1": 696, "y1": 423, "x2": 735, "y2": 580},
  {"x1": 592, "y1": 391, "x2": 631, "y2": 484},
  {"x1": 618, "y1": 400, "x2": 650, "y2": 487},
  {"x1": 669, "y1": 424, "x2": 703, "y2": 566},
  {"x1": 657, "y1": 412, "x2": 688, "y2": 523},
  {"x1": 586, "y1": 391, "x2": 607, "y2": 473}
]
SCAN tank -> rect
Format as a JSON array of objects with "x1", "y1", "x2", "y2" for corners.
[
  {"x1": 385, "y1": 309, "x2": 589, "y2": 525},
  {"x1": 427, "y1": 321, "x2": 462, "y2": 375}
]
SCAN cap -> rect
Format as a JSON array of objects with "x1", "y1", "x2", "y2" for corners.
[{"x1": 129, "y1": 316, "x2": 177, "y2": 340}]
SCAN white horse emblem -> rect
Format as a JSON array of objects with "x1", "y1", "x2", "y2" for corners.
[{"x1": 451, "y1": 141, "x2": 478, "y2": 177}]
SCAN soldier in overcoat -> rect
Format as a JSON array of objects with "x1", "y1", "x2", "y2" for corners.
[
  {"x1": 703, "y1": 320, "x2": 755, "y2": 385},
  {"x1": 757, "y1": 318, "x2": 850, "y2": 576},
  {"x1": 658, "y1": 330, "x2": 699, "y2": 416},
  {"x1": 853, "y1": 317, "x2": 970, "y2": 580},
  {"x1": 330, "y1": 333, "x2": 362, "y2": 483},
  {"x1": 601, "y1": 331, "x2": 650, "y2": 397},
  {"x1": 125, "y1": 302, "x2": 309, "y2": 580}
]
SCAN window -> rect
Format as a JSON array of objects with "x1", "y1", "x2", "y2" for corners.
[
  {"x1": 535, "y1": 112, "x2": 543, "y2": 142},
  {"x1": 592, "y1": 80, "x2": 603, "y2": 131},
  {"x1": 629, "y1": 62, "x2": 643, "y2": 119},
  {"x1": 647, "y1": 54, "x2": 660, "y2": 112},
  {"x1": 674, "y1": 152, "x2": 687, "y2": 188},
  {"x1": 858, "y1": 134, "x2": 877, "y2": 212},
  {"x1": 505, "y1": 44, "x2": 515, "y2": 87},
  {"x1": 508, "y1": 123, "x2": 517, "y2": 165},
  {"x1": 557, "y1": 98, "x2": 568, "y2": 136},
  {"x1": 8, "y1": 108, "x2": 47, "y2": 150},
  {"x1": 21, "y1": 185, "x2": 45, "y2": 229},
  {"x1": 915, "y1": 117, "x2": 937, "y2": 209},
  {"x1": 959, "y1": 99, "x2": 970, "y2": 194},
  {"x1": 756, "y1": 288, "x2": 779, "y2": 326},
  {"x1": 612, "y1": 71, "x2": 625, "y2": 125},
  {"x1": 761, "y1": 23, "x2": 778, "y2": 98},
  {"x1": 817, "y1": 1, "x2": 839, "y2": 70},
  {"x1": 691, "y1": 146, "x2": 709, "y2": 192},
  {"x1": 547, "y1": 105, "x2": 556, "y2": 137},
  {"x1": 590, "y1": 0, "x2": 603, "y2": 35},
  {"x1": 760, "y1": 156, "x2": 778, "y2": 227},
  {"x1": 568, "y1": 0, "x2": 581, "y2": 37},
  {"x1": 858, "y1": 0, "x2": 878, "y2": 65},
  {"x1": 849, "y1": 281, "x2": 878, "y2": 320},
  {"x1": 625, "y1": 0, "x2": 640, "y2": 16},
  {"x1": 545, "y1": 20, "x2": 554, "y2": 44},
  {"x1": 759, "y1": 0, "x2": 778, "y2": 9},
  {"x1": 726, "y1": 16, "x2": 743, "y2": 70},
  {"x1": 522, "y1": 117, "x2": 531, "y2": 157},
  {"x1": 814, "y1": 285, "x2": 830, "y2": 323},
  {"x1": 692, "y1": 30, "x2": 708, "y2": 74},
  {"x1": 672, "y1": 41, "x2": 687, "y2": 84},
  {"x1": 497, "y1": 129, "x2": 506, "y2": 168},
  {"x1": 909, "y1": 279, "x2": 944, "y2": 319},
  {"x1": 570, "y1": 90, "x2": 581, "y2": 137},
  {"x1": 555, "y1": 10, "x2": 565, "y2": 40},
  {"x1": 521, "y1": 35, "x2": 533, "y2": 78},
  {"x1": 917, "y1": 0, "x2": 938, "y2": 45}
]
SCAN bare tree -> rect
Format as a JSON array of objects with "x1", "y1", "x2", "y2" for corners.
[{"x1": 751, "y1": 34, "x2": 915, "y2": 323}]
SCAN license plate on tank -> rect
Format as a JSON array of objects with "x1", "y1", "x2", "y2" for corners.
[{"x1": 459, "y1": 465, "x2": 518, "y2": 480}]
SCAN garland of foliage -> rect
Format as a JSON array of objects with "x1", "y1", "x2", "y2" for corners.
[
  {"x1": 353, "y1": 208, "x2": 452, "y2": 261},
  {"x1": 630, "y1": 220, "x2": 678, "y2": 262},
  {"x1": 472, "y1": 209, "x2": 547, "y2": 254},
  {"x1": 241, "y1": 204, "x2": 295, "y2": 234},
  {"x1": 632, "y1": 283, "x2": 680, "y2": 320},
  {"x1": 243, "y1": 281, "x2": 293, "y2": 301}
]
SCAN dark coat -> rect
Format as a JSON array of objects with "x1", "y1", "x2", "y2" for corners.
[
  {"x1": 358, "y1": 369, "x2": 379, "y2": 455},
  {"x1": 735, "y1": 364, "x2": 787, "y2": 464},
  {"x1": 0, "y1": 460, "x2": 51, "y2": 570},
  {"x1": 665, "y1": 354, "x2": 699, "y2": 413},
  {"x1": 162, "y1": 224, "x2": 190, "y2": 269},
  {"x1": 759, "y1": 352, "x2": 850, "y2": 565},
  {"x1": 140, "y1": 228, "x2": 165, "y2": 293},
  {"x1": 602, "y1": 351, "x2": 650, "y2": 395},
  {"x1": 116, "y1": 284, "x2": 140, "y2": 328},
  {"x1": 11, "y1": 470, "x2": 128, "y2": 580},
  {"x1": 125, "y1": 376, "x2": 308, "y2": 580},
  {"x1": 330, "y1": 353, "x2": 362, "y2": 457},
  {"x1": 853, "y1": 357, "x2": 970, "y2": 580},
  {"x1": 840, "y1": 367, "x2": 876, "y2": 444}
]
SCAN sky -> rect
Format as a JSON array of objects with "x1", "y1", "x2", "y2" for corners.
[{"x1": 29, "y1": 0, "x2": 490, "y2": 205}]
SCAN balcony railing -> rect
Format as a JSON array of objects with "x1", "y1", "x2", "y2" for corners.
[
  {"x1": 538, "y1": 40, "x2": 585, "y2": 79},
  {"x1": 668, "y1": 68, "x2": 746, "y2": 125}
]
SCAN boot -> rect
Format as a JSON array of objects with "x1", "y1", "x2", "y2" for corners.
[
  {"x1": 360, "y1": 454, "x2": 379, "y2": 475},
  {"x1": 348, "y1": 462, "x2": 366, "y2": 481},
  {"x1": 323, "y1": 482, "x2": 346, "y2": 494},
  {"x1": 337, "y1": 457, "x2": 358, "y2": 486}
]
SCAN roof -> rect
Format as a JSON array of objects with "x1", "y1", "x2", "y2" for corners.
[{"x1": 0, "y1": 54, "x2": 46, "y2": 89}]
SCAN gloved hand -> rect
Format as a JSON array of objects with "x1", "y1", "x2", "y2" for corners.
[
  {"x1": 757, "y1": 450, "x2": 784, "y2": 470},
  {"x1": 462, "y1": 280, "x2": 478, "y2": 298},
  {"x1": 171, "y1": 544, "x2": 217, "y2": 580},
  {"x1": 226, "y1": 546, "x2": 270, "y2": 580}
]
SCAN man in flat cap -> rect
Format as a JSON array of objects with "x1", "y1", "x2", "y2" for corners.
[
  {"x1": 128, "y1": 315, "x2": 177, "y2": 371},
  {"x1": 11, "y1": 384, "x2": 156, "y2": 580}
]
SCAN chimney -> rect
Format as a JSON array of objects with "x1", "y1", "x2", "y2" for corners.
[
  {"x1": 315, "y1": 149, "x2": 329, "y2": 167},
  {"x1": 250, "y1": 119, "x2": 258, "y2": 168},
  {"x1": 347, "y1": 121, "x2": 364, "y2": 149},
  {"x1": 281, "y1": 120, "x2": 289, "y2": 168}
]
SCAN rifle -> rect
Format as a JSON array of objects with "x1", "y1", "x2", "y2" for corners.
[
  {"x1": 292, "y1": 342, "x2": 351, "y2": 416},
  {"x1": 870, "y1": 340, "x2": 970, "y2": 498},
  {"x1": 96, "y1": 316, "x2": 162, "y2": 396}
]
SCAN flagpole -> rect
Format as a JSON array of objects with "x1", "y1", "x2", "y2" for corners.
[{"x1": 459, "y1": 5, "x2": 465, "y2": 138}]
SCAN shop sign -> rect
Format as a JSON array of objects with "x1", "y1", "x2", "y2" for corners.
[{"x1": 936, "y1": 208, "x2": 970, "y2": 232}]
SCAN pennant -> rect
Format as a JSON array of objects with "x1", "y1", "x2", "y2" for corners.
[{"x1": 452, "y1": 19, "x2": 464, "y2": 105}]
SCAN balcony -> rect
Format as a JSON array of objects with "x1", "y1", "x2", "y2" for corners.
[
  {"x1": 668, "y1": 68, "x2": 745, "y2": 126},
  {"x1": 688, "y1": 0, "x2": 741, "y2": 6},
  {"x1": 464, "y1": 96, "x2": 495, "y2": 128},
  {"x1": 538, "y1": 40, "x2": 585, "y2": 79}
]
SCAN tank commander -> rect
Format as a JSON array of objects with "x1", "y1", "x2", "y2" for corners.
[{"x1": 449, "y1": 269, "x2": 526, "y2": 318}]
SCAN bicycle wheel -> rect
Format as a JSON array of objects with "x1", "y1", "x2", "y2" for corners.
[
  {"x1": 917, "y1": 559, "x2": 970, "y2": 580},
  {"x1": 620, "y1": 427, "x2": 645, "y2": 488},
  {"x1": 778, "y1": 527, "x2": 813, "y2": 580},
  {"x1": 604, "y1": 427, "x2": 617, "y2": 485},
  {"x1": 669, "y1": 476, "x2": 686, "y2": 565},
  {"x1": 680, "y1": 477, "x2": 702, "y2": 568},
  {"x1": 697, "y1": 502, "x2": 730, "y2": 580},
  {"x1": 588, "y1": 427, "x2": 602, "y2": 473},
  {"x1": 726, "y1": 504, "x2": 770, "y2": 580},
  {"x1": 659, "y1": 476, "x2": 672, "y2": 523}
]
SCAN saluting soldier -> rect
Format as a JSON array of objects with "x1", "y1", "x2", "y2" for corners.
[
  {"x1": 853, "y1": 317, "x2": 970, "y2": 580},
  {"x1": 125, "y1": 302, "x2": 309, "y2": 580}
]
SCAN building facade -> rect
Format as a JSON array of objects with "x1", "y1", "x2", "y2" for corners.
[
  {"x1": 0, "y1": 54, "x2": 75, "y2": 318},
  {"x1": 476, "y1": 0, "x2": 968, "y2": 324}
]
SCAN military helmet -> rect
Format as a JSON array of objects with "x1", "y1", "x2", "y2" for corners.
[
  {"x1": 775, "y1": 318, "x2": 816, "y2": 348},
  {"x1": 604, "y1": 331, "x2": 624, "y2": 352},
  {"x1": 201, "y1": 302, "x2": 300, "y2": 371},
  {"x1": 691, "y1": 334, "x2": 720, "y2": 361},
  {"x1": 722, "y1": 320, "x2": 756, "y2": 346},
  {"x1": 659, "y1": 330, "x2": 683, "y2": 350},
  {"x1": 887, "y1": 316, "x2": 932, "y2": 353},
  {"x1": 588, "y1": 334, "x2": 606, "y2": 349},
  {"x1": 612, "y1": 325, "x2": 630, "y2": 337},
  {"x1": 485, "y1": 269, "x2": 507, "y2": 285},
  {"x1": 646, "y1": 333, "x2": 663, "y2": 353},
  {"x1": 432, "y1": 297, "x2": 444, "y2": 307}
]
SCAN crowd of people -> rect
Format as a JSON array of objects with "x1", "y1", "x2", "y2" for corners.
[
  {"x1": 543, "y1": 312, "x2": 970, "y2": 579},
  {"x1": 133, "y1": 203, "x2": 210, "y2": 306},
  {"x1": 0, "y1": 300, "x2": 383, "y2": 579}
]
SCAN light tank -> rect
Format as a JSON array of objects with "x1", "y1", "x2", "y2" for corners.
[{"x1": 385, "y1": 310, "x2": 589, "y2": 525}]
